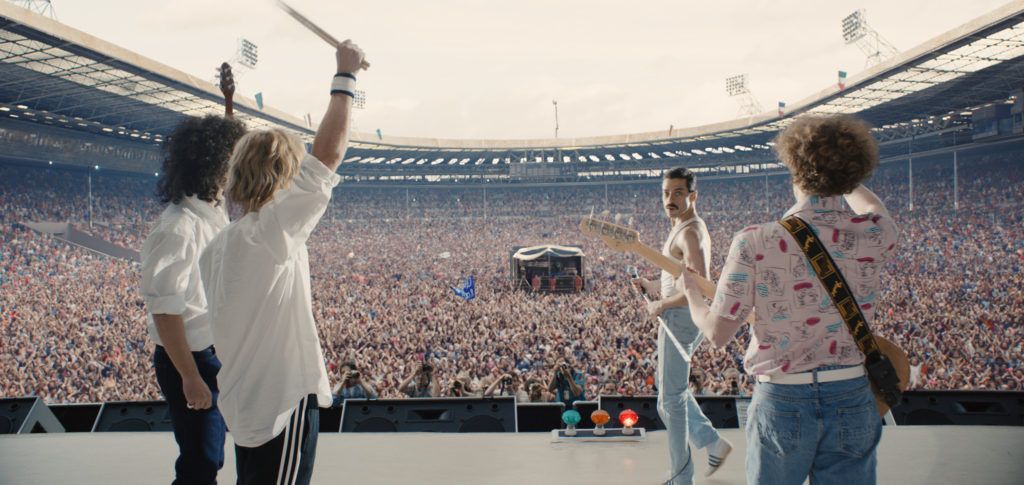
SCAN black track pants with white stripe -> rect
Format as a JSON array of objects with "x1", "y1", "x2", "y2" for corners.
[{"x1": 234, "y1": 394, "x2": 319, "y2": 485}]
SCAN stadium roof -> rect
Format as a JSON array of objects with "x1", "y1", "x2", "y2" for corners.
[
  {"x1": 0, "y1": 1, "x2": 1022, "y2": 177},
  {"x1": 0, "y1": 1, "x2": 312, "y2": 144},
  {"x1": 341, "y1": 0, "x2": 1024, "y2": 176}
]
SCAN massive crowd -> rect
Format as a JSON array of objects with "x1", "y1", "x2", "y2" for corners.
[{"x1": 1, "y1": 152, "x2": 1021, "y2": 404}]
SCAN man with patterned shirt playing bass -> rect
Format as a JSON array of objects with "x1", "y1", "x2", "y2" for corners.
[{"x1": 676, "y1": 115, "x2": 899, "y2": 485}]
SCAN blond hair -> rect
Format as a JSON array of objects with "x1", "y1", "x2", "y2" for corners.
[{"x1": 227, "y1": 129, "x2": 305, "y2": 213}]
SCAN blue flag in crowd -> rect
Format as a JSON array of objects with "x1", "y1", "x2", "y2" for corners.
[{"x1": 451, "y1": 275, "x2": 476, "y2": 301}]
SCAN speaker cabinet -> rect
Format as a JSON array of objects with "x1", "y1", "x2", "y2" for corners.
[
  {"x1": 696, "y1": 396, "x2": 741, "y2": 429},
  {"x1": 892, "y1": 391, "x2": 1024, "y2": 426},
  {"x1": 598, "y1": 396, "x2": 665, "y2": 430},
  {"x1": 516, "y1": 402, "x2": 565, "y2": 432},
  {"x1": 92, "y1": 400, "x2": 172, "y2": 432},
  {"x1": 571, "y1": 400, "x2": 599, "y2": 428},
  {"x1": 319, "y1": 405, "x2": 343, "y2": 433},
  {"x1": 0, "y1": 397, "x2": 64, "y2": 434},
  {"x1": 48, "y1": 403, "x2": 102, "y2": 432},
  {"x1": 341, "y1": 397, "x2": 516, "y2": 433},
  {"x1": 598, "y1": 395, "x2": 742, "y2": 430}
]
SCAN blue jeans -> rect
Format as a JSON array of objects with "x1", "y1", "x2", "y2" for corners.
[
  {"x1": 657, "y1": 308, "x2": 722, "y2": 485},
  {"x1": 154, "y1": 345, "x2": 226, "y2": 485},
  {"x1": 746, "y1": 365, "x2": 881, "y2": 485}
]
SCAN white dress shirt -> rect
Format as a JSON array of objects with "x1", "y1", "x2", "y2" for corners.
[
  {"x1": 140, "y1": 196, "x2": 229, "y2": 351},
  {"x1": 200, "y1": 153, "x2": 339, "y2": 447}
]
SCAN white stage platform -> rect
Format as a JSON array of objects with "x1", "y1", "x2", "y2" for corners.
[{"x1": 1, "y1": 427, "x2": 1022, "y2": 484}]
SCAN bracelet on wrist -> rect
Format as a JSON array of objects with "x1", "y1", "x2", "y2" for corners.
[{"x1": 331, "y1": 74, "x2": 356, "y2": 98}]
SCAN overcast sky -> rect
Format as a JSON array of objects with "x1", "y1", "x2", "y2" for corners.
[{"x1": 45, "y1": 0, "x2": 1008, "y2": 140}]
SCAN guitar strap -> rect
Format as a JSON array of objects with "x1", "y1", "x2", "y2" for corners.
[{"x1": 779, "y1": 215, "x2": 902, "y2": 407}]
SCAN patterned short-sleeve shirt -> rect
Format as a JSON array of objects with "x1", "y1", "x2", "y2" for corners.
[{"x1": 708, "y1": 195, "x2": 899, "y2": 376}]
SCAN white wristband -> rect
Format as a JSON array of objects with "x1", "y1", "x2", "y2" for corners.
[{"x1": 331, "y1": 73, "x2": 356, "y2": 98}]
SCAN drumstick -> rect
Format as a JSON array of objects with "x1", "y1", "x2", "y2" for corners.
[{"x1": 275, "y1": 0, "x2": 371, "y2": 69}]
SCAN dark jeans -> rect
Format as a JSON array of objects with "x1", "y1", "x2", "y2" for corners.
[
  {"x1": 235, "y1": 394, "x2": 319, "y2": 485},
  {"x1": 154, "y1": 345, "x2": 226, "y2": 485}
]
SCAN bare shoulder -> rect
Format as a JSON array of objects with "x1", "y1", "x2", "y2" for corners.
[
  {"x1": 678, "y1": 225, "x2": 701, "y2": 244},
  {"x1": 674, "y1": 221, "x2": 707, "y2": 247}
]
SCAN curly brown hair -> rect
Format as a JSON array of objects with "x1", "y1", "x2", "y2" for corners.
[
  {"x1": 157, "y1": 115, "x2": 247, "y2": 205},
  {"x1": 774, "y1": 115, "x2": 878, "y2": 196}
]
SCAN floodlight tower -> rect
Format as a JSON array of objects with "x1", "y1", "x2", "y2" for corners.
[
  {"x1": 842, "y1": 9, "x2": 898, "y2": 68},
  {"x1": 9, "y1": 0, "x2": 57, "y2": 19},
  {"x1": 725, "y1": 74, "x2": 763, "y2": 117},
  {"x1": 216, "y1": 38, "x2": 259, "y2": 86},
  {"x1": 353, "y1": 90, "x2": 367, "y2": 110},
  {"x1": 235, "y1": 38, "x2": 259, "y2": 70}
]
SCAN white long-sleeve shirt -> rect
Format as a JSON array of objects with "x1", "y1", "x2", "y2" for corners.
[
  {"x1": 140, "y1": 196, "x2": 229, "y2": 350},
  {"x1": 199, "y1": 153, "x2": 338, "y2": 447}
]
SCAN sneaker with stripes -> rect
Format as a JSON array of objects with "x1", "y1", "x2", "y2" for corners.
[{"x1": 705, "y1": 437, "x2": 733, "y2": 477}]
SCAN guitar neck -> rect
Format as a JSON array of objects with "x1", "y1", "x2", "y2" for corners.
[{"x1": 631, "y1": 243, "x2": 719, "y2": 302}]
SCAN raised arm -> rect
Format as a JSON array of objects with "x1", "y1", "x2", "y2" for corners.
[
  {"x1": 398, "y1": 371, "x2": 415, "y2": 394},
  {"x1": 312, "y1": 41, "x2": 367, "y2": 171},
  {"x1": 484, "y1": 375, "x2": 505, "y2": 397},
  {"x1": 430, "y1": 376, "x2": 442, "y2": 398},
  {"x1": 844, "y1": 185, "x2": 889, "y2": 217},
  {"x1": 358, "y1": 378, "x2": 378, "y2": 399}
]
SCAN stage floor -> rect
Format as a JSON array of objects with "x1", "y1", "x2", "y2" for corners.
[{"x1": 1, "y1": 427, "x2": 1022, "y2": 484}]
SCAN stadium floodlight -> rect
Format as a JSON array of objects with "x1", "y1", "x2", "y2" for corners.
[
  {"x1": 842, "y1": 10, "x2": 867, "y2": 44},
  {"x1": 840, "y1": 9, "x2": 898, "y2": 67},
  {"x1": 238, "y1": 39, "x2": 259, "y2": 69},
  {"x1": 725, "y1": 74, "x2": 748, "y2": 97},
  {"x1": 10, "y1": 1, "x2": 57, "y2": 20},
  {"x1": 353, "y1": 90, "x2": 367, "y2": 109},
  {"x1": 726, "y1": 74, "x2": 763, "y2": 116}
]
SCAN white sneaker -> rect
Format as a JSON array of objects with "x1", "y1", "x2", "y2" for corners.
[{"x1": 705, "y1": 437, "x2": 733, "y2": 477}]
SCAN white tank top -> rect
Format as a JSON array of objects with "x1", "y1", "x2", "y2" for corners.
[{"x1": 660, "y1": 215, "x2": 711, "y2": 298}]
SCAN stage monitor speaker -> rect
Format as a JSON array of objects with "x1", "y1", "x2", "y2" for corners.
[
  {"x1": 341, "y1": 397, "x2": 516, "y2": 433},
  {"x1": 0, "y1": 397, "x2": 65, "y2": 434},
  {"x1": 598, "y1": 395, "x2": 742, "y2": 430},
  {"x1": 892, "y1": 391, "x2": 1024, "y2": 426},
  {"x1": 571, "y1": 400, "x2": 599, "y2": 428},
  {"x1": 696, "y1": 396, "x2": 741, "y2": 429},
  {"x1": 598, "y1": 396, "x2": 664, "y2": 430},
  {"x1": 516, "y1": 402, "x2": 565, "y2": 432},
  {"x1": 319, "y1": 405, "x2": 343, "y2": 433},
  {"x1": 48, "y1": 403, "x2": 102, "y2": 432},
  {"x1": 92, "y1": 400, "x2": 172, "y2": 432}
]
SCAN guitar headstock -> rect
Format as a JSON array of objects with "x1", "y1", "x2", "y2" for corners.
[
  {"x1": 218, "y1": 62, "x2": 235, "y2": 97},
  {"x1": 579, "y1": 216, "x2": 640, "y2": 252}
]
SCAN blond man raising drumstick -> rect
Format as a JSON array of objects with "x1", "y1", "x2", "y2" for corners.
[{"x1": 199, "y1": 40, "x2": 367, "y2": 485}]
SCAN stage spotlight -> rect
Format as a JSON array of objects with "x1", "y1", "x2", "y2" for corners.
[
  {"x1": 619, "y1": 409, "x2": 638, "y2": 435},
  {"x1": 561, "y1": 410, "x2": 581, "y2": 436},
  {"x1": 591, "y1": 409, "x2": 610, "y2": 436}
]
